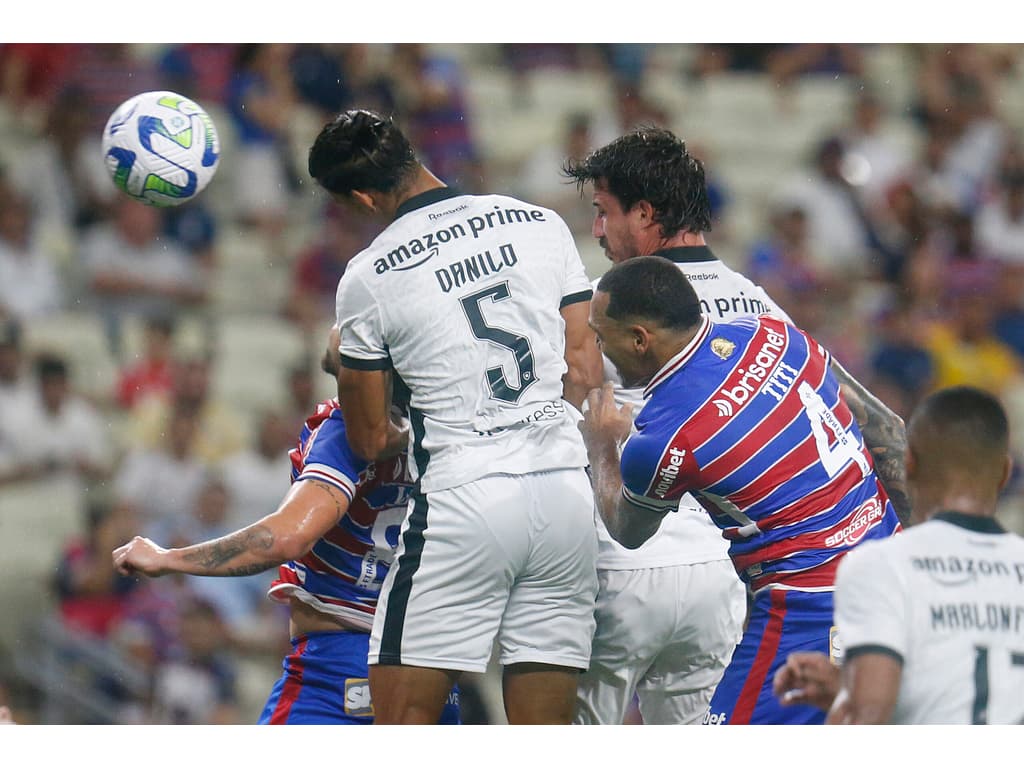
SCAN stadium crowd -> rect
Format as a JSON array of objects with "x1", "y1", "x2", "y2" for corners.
[{"x1": 1, "y1": 42, "x2": 1024, "y2": 724}]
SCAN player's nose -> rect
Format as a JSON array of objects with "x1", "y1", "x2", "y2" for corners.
[{"x1": 592, "y1": 215, "x2": 604, "y2": 239}]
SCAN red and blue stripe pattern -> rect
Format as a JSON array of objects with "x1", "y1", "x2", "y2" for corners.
[{"x1": 621, "y1": 315, "x2": 901, "y2": 594}]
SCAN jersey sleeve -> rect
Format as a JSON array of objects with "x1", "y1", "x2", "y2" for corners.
[
  {"x1": 336, "y1": 268, "x2": 392, "y2": 370},
  {"x1": 295, "y1": 411, "x2": 368, "y2": 501},
  {"x1": 619, "y1": 429, "x2": 698, "y2": 513},
  {"x1": 833, "y1": 540, "x2": 908, "y2": 664},
  {"x1": 557, "y1": 217, "x2": 593, "y2": 308}
]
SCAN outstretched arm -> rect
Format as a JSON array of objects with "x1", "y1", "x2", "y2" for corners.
[
  {"x1": 830, "y1": 359, "x2": 911, "y2": 526},
  {"x1": 112, "y1": 479, "x2": 351, "y2": 578}
]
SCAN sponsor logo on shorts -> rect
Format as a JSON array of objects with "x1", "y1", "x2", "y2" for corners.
[
  {"x1": 344, "y1": 678, "x2": 374, "y2": 717},
  {"x1": 702, "y1": 709, "x2": 728, "y2": 724},
  {"x1": 824, "y1": 497, "x2": 884, "y2": 548}
]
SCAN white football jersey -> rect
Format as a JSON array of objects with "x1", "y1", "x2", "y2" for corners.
[
  {"x1": 336, "y1": 188, "x2": 591, "y2": 493},
  {"x1": 835, "y1": 512, "x2": 1024, "y2": 724},
  {"x1": 595, "y1": 246, "x2": 793, "y2": 570}
]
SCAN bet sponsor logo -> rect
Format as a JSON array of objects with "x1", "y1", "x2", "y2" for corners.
[{"x1": 652, "y1": 446, "x2": 687, "y2": 499}]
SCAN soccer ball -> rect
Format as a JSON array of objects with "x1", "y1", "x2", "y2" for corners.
[{"x1": 101, "y1": 90, "x2": 220, "y2": 207}]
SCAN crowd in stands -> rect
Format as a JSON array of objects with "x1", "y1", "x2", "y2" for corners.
[{"x1": 1, "y1": 42, "x2": 1024, "y2": 724}]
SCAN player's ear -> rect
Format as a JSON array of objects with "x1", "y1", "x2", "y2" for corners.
[
  {"x1": 349, "y1": 189, "x2": 377, "y2": 214},
  {"x1": 999, "y1": 453, "x2": 1013, "y2": 492},
  {"x1": 634, "y1": 200, "x2": 656, "y2": 228},
  {"x1": 631, "y1": 324, "x2": 651, "y2": 354}
]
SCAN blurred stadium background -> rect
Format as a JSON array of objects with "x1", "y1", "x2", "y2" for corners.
[{"x1": 1, "y1": 42, "x2": 1024, "y2": 724}]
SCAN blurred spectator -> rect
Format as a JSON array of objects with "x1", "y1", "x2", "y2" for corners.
[
  {"x1": 126, "y1": 353, "x2": 247, "y2": 465},
  {"x1": 280, "y1": 362, "x2": 316, "y2": 430},
  {"x1": 768, "y1": 44, "x2": 865, "y2": 83},
  {"x1": 5, "y1": 85, "x2": 117, "y2": 238},
  {"x1": 514, "y1": 111, "x2": 597, "y2": 235},
  {"x1": 0, "y1": 317, "x2": 30, "y2": 418},
  {"x1": 220, "y1": 409, "x2": 292, "y2": 531},
  {"x1": 114, "y1": 313, "x2": 177, "y2": 410},
  {"x1": 841, "y1": 86, "x2": 915, "y2": 211},
  {"x1": 225, "y1": 43, "x2": 298, "y2": 240},
  {"x1": 148, "y1": 597, "x2": 241, "y2": 725},
  {"x1": 868, "y1": 301, "x2": 936, "y2": 418},
  {"x1": 597, "y1": 44, "x2": 653, "y2": 88},
  {"x1": 993, "y1": 261, "x2": 1024, "y2": 361},
  {"x1": 501, "y1": 44, "x2": 583, "y2": 75},
  {"x1": 689, "y1": 44, "x2": 785, "y2": 77},
  {"x1": 976, "y1": 167, "x2": 1024, "y2": 264},
  {"x1": 113, "y1": 406, "x2": 209, "y2": 535},
  {"x1": 746, "y1": 204, "x2": 834, "y2": 320},
  {"x1": 0, "y1": 352, "x2": 112, "y2": 491},
  {"x1": 283, "y1": 203, "x2": 380, "y2": 332},
  {"x1": 926, "y1": 273, "x2": 1022, "y2": 396},
  {"x1": 391, "y1": 44, "x2": 484, "y2": 193},
  {"x1": 0, "y1": 187, "x2": 62, "y2": 321},
  {"x1": 0, "y1": 43, "x2": 74, "y2": 125},
  {"x1": 64, "y1": 44, "x2": 161, "y2": 135},
  {"x1": 870, "y1": 180, "x2": 933, "y2": 284},
  {"x1": 908, "y1": 117, "x2": 974, "y2": 214},
  {"x1": 77, "y1": 198, "x2": 206, "y2": 358},
  {"x1": 289, "y1": 44, "x2": 353, "y2": 118},
  {"x1": 592, "y1": 83, "x2": 669, "y2": 147},
  {"x1": 53, "y1": 499, "x2": 141, "y2": 638},
  {"x1": 156, "y1": 43, "x2": 238, "y2": 107},
  {"x1": 774, "y1": 136, "x2": 877, "y2": 280}
]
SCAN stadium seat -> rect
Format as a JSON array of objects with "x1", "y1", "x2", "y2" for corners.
[{"x1": 22, "y1": 311, "x2": 119, "y2": 404}]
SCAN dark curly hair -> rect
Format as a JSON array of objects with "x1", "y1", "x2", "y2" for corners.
[
  {"x1": 308, "y1": 109, "x2": 419, "y2": 196},
  {"x1": 562, "y1": 126, "x2": 712, "y2": 238}
]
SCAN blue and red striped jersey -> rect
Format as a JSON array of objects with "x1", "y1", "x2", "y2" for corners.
[
  {"x1": 267, "y1": 399, "x2": 412, "y2": 631},
  {"x1": 620, "y1": 315, "x2": 901, "y2": 594}
]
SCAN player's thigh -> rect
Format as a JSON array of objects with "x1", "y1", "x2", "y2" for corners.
[
  {"x1": 575, "y1": 567, "x2": 669, "y2": 724},
  {"x1": 705, "y1": 589, "x2": 833, "y2": 725},
  {"x1": 637, "y1": 560, "x2": 746, "y2": 724},
  {"x1": 370, "y1": 476, "x2": 532, "y2": 674},
  {"x1": 499, "y1": 467, "x2": 599, "y2": 671},
  {"x1": 259, "y1": 631, "x2": 375, "y2": 725},
  {"x1": 368, "y1": 664, "x2": 461, "y2": 725}
]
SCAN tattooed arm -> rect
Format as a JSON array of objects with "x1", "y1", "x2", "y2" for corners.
[
  {"x1": 830, "y1": 359, "x2": 911, "y2": 526},
  {"x1": 112, "y1": 479, "x2": 352, "y2": 578}
]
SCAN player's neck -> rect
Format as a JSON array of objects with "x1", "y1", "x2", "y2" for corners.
[
  {"x1": 390, "y1": 167, "x2": 448, "y2": 219},
  {"x1": 916, "y1": 491, "x2": 999, "y2": 523},
  {"x1": 652, "y1": 230, "x2": 707, "y2": 252}
]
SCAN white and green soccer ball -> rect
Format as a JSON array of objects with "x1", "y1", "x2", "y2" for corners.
[{"x1": 101, "y1": 90, "x2": 220, "y2": 207}]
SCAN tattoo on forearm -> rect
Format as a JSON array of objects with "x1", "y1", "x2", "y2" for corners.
[
  {"x1": 306, "y1": 478, "x2": 351, "y2": 521},
  {"x1": 182, "y1": 525, "x2": 277, "y2": 574},
  {"x1": 832, "y1": 362, "x2": 911, "y2": 526}
]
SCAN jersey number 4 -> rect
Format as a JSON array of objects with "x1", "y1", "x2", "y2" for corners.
[{"x1": 460, "y1": 282, "x2": 538, "y2": 404}]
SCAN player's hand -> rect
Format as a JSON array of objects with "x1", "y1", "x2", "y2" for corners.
[
  {"x1": 772, "y1": 651, "x2": 840, "y2": 711},
  {"x1": 112, "y1": 536, "x2": 172, "y2": 578},
  {"x1": 581, "y1": 383, "x2": 633, "y2": 448}
]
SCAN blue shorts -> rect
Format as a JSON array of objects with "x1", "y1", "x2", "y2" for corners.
[
  {"x1": 704, "y1": 589, "x2": 833, "y2": 725},
  {"x1": 258, "y1": 630, "x2": 461, "y2": 724}
]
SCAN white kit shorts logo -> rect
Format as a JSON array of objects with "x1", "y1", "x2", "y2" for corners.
[{"x1": 824, "y1": 497, "x2": 884, "y2": 548}]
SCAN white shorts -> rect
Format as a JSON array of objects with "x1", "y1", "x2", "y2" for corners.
[
  {"x1": 574, "y1": 559, "x2": 746, "y2": 724},
  {"x1": 369, "y1": 467, "x2": 599, "y2": 674}
]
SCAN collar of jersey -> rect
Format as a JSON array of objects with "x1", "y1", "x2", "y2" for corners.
[
  {"x1": 932, "y1": 510, "x2": 1007, "y2": 534},
  {"x1": 643, "y1": 315, "x2": 713, "y2": 399},
  {"x1": 653, "y1": 246, "x2": 718, "y2": 263},
  {"x1": 394, "y1": 186, "x2": 463, "y2": 220}
]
